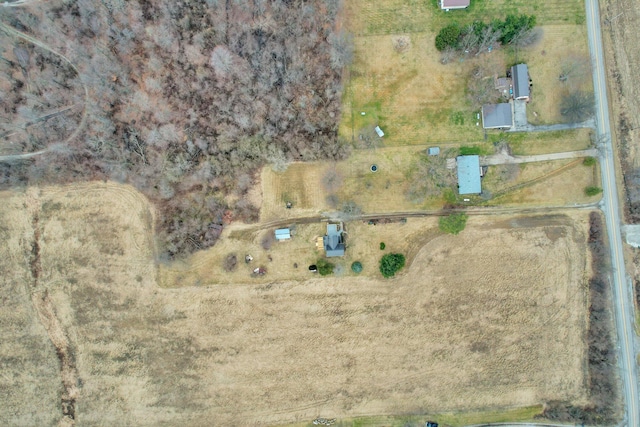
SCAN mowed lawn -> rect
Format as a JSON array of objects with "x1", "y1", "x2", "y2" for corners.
[
  {"x1": 344, "y1": 0, "x2": 585, "y2": 36},
  {"x1": 340, "y1": 0, "x2": 589, "y2": 146}
]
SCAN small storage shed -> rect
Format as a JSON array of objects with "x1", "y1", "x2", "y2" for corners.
[
  {"x1": 428, "y1": 147, "x2": 440, "y2": 156},
  {"x1": 374, "y1": 126, "x2": 385, "y2": 137},
  {"x1": 274, "y1": 228, "x2": 291, "y2": 241}
]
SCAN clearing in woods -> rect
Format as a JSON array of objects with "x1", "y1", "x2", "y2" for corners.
[{"x1": 1, "y1": 183, "x2": 590, "y2": 426}]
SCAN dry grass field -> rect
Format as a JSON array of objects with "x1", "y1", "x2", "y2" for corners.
[
  {"x1": 260, "y1": 163, "x2": 331, "y2": 221},
  {"x1": 501, "y1": 129, "x2": 593, "y2": 156},
  {"x1": 261, "y1": 147, "x2": 597, "y2": 218},
  {"x1": 482, "y1": 159, "x2": 599, "y2": 206},
  {"x1": 0, "y1": 183, "x2": 592, "y2": 426},
  {"x1": 519, "y1": 26, "x2": 592, "y2": 125},
  {"x1": 340, "y1": 0, "x2": 591, "y2": 145},
  {"x1": 0, "y1": 191, "x2": 61, "y2": 427}
]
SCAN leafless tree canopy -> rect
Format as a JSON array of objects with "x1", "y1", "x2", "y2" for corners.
[
  {"x1": 467, "y1": 65, "x2": 502, "y2": 110},
  {"x1": 0, "y1": 0, "x2": 350, "y2": 258}
]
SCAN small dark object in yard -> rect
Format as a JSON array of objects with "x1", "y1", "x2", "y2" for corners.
[
  {"x1": 268, "y1": 255, "x2": 273, "y2": 262},
  {"x1": 426, "y1": 422, "x2": 438, "y2": 427},
  {"x1": 379, "y1": 242, "x2": 386, "y2": 250},
  {"x1": 253, "y1": 267, "x2": 267, "y2": 275},
  {"x1": 293, "y1": 263, "x2": 298, "y2": 268},
  {"x1": 245, "y1": 254, "x2": 253, "y2": 263},
  {"x1": 286, "y1": 201, "x2": 292, "y2": 209},
  {"x1": 370, "y1": 164, "x2": 378, "y2": 172},
  {"x1": 309, "y1": 264, "x2": 317, "y2": 272}
]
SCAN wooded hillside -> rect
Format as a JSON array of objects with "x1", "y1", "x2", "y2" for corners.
[{"x1": 0, "y1": 0, "x2": 350, "y2": 258}]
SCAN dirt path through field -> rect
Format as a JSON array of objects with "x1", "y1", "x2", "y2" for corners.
[{"x1": 23, "y1": 188, "x2": 79, "y2": 426}]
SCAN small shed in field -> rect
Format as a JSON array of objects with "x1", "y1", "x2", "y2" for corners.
[
  {"x1": 456, "y1": 155, "x2": 482, "y2": 195},
  {"x1": 428, "y1": 147, "x2": 440, "y2": 156},
  {"x1": 275, "y1": 228, "x2": 291, "y2": 241},
  {"x1": 374, "y1": 126, "x2": 385, "y2": 137}
]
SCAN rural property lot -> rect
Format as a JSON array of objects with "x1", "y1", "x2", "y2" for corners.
[
  {"x1": 341, "y1": 0, "x2": 591, "y2": 146},
  {"x1": 1, "y1": 183, "x2": 590, "y2": 426}
]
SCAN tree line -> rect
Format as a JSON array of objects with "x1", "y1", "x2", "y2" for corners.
[{"x1": 435, "y1": 14, "x2": 539, "y2": 57}]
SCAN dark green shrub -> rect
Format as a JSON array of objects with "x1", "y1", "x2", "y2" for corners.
[
  {"x1": 435, "y1": 24, "x2": 461, "y2": 51},
  {"x1": 351, "y1": 261, "x2": 363, "y2": 273},
  {"x1": 583, "y1": 157, "x2": 596, "y2": 166},
  {"x1": 379, "y1": 242, "x2": 386, "y2": 250},
  {"x1": 439, "y1": 213, "x2": 468, "y2": 235},
  {"x1": 585, "y1": 186, "x2": 603, "y2": 197},
  {"x1": 379, "y1": 253, "x2": 406, "y2": 278},
  {"x1": 493, "y1": 14, "x2": 536, "y2": 45},
  {"x1": 317, "y1": 258, "x2": 335, "y2": 276}
]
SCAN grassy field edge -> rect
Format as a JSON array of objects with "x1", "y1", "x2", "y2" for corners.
[{"x1": 276, "y1": 405, "x2": 543, "y2": 427}]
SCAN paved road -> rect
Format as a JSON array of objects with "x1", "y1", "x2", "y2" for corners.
[
  {"x1": 586, "y1": 0, "x2": 639, "y2": 426},
  {"x1": 480, "y1": 149, "x2": 597, "y2": 166}
]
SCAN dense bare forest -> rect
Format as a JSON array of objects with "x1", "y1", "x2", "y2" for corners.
[{"x1": 0, "y1": 0, "x2": 350, "y2": 258}]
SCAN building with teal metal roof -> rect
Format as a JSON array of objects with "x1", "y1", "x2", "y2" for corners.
[{"x1": 456, "y1": 155, "x2": 482, "y2": 194}]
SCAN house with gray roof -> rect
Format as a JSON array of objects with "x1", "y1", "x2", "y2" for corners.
[
  {"x1": 323, "y1": 223, "x2": 345, "y2": 257},
  {"x1": 440, "y1": 0, "x2": 470, "y2": 9},
  {"x1": 511, "y1": 63, "x2": 530, "y2": 101},
  {"x1": 456, "y1": 155, "x2": 482, "y2": 195},
  {"x1": 481, "y1": 103, "x2": 513, "y2": 129}
]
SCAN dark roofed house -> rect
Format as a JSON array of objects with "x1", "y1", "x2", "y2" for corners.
[
  {"x1": 511, "y1": 63, "x2": 530, "y2": 101},
  {"x1": 457, "y1": 155, "x2": 482, "y2": 195},
  {"x1": 481, "y1": 103, "x2": 513, "y2": 129},
  {"x1": 323, "y1": 223, "x2": 345, "y2": 257},
  {"x1": 440, "y1": 0, "x2": 470, "y2": 9}
]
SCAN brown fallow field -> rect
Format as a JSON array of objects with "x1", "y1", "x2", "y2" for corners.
[{"x1": 1, "y1": 183, "x2": 591, "y2": 426}]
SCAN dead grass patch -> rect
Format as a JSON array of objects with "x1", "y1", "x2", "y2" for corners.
[
  {"x1": 0, "y1": 191, "x2": 60, "y2": 427},
  {"x1": 261, "y1": 147, "x2": 458, "y2": 218},
  {"x1": 341, "y1": 31, "x2": 486, "y2": 146},
  {"x1": 521, "y1": 26, "x2": 592, "y2": 124},
  {"x1": 496, "y1": 129, "x2": 593, "y2": 155},
  {"x1": 484, "y1": 160, "x2": 599, "y2": 206},
  {"x1": 260, "y1": 163, "x2": 331, "y2": 221}
]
